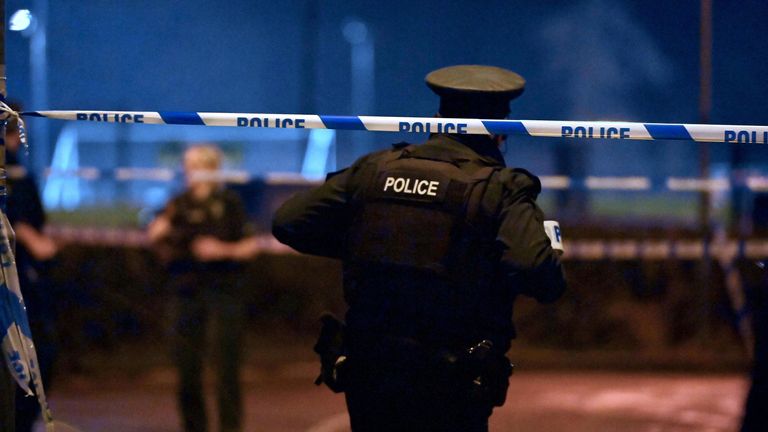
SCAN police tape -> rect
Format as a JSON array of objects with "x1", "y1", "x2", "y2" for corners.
[
  {"x1": 22, "y1": 166, "x2": 768, "y2": 192},
  {"x1": 0, "y1": 213, "x2": 53, "y2": 424},
  {"x1": 22, "y1": 110, "x2": 768, "y2": 143},
  {"x1": 42, "y1": 226, "x2": 768, "y2": 261},
  {"x1": 0, "y1": 103, "x2": 55, "y2": 429}
]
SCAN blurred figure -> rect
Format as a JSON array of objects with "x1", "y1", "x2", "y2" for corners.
[
  {"x1": 148, "y1": 144, "x2": 260, "y2": 432},
  {"x1": 5, "y1": 104, "x2": 60, "y2": 432},
  {"x1": 273, "y1": 65, "x2": 567, "y2": 431}
]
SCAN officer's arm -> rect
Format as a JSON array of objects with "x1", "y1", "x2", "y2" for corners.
[
  {"x1": 147, "y1": 200, "x2": 177, "y2": 244},
  {"x1": 272, "y1": 168, "x2": 352, "y2": 259},
  {"x1": 496, "y1": 170, "x2": 566, "y2": 303}
]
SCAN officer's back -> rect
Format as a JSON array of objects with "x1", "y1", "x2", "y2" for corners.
[{"x1": 273, "y1": 65, "x2": 567, "y2": 432}]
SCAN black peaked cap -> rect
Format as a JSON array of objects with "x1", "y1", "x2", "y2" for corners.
[{"x1": 426, "y1": 65, "x2": 525, "y2": 119}]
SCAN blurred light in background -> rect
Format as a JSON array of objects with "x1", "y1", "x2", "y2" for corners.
[
  {"x1": 43, "y1": 124, "x2": 80, "y2": 210},
  {"x1": 11, "y1": 0, "x2": 52, "y2": 176},
  {"x1": 301, "y1": 129, "x2": 336, "y2": 180},
  {"x1": 9, "y1": 9, "x2": 33, "y2": 33},
  {"x1": 342, "y1": 18, "x2": 375, "y2": 156},
  {"x1": 342, "y1": 20, "x2": 368, "y2": 44}
]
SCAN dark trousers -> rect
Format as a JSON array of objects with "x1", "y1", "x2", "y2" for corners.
[
  {"x1": 171, "y1": 271, "x2": 246, "y2": 432},
  {"x1": 343, "y1": 347, "x2": 493, "y2": 432},
  {"x1": 1, "y1": 367, "x2": 13, "y2": 432},
  {"x1": 14, "y1": 268, "x2": 58, "y2": 432},
  {"x1": 742, "y1": 324, "x2": 767, "y2": 431},
  {"x1": 741, "y1": 263, "x2": 767, "y2": 432},
  {"x1": 741, "y1": 371, "x2": 767, "y2": 431}
]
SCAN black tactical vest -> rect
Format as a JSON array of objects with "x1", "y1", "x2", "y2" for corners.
[
  {"x1": 345, "y1": 145, "x2": 499, "y2": 281},
  {"x1": 340, "y1": 142, "x2": 530, "y2": 349}
]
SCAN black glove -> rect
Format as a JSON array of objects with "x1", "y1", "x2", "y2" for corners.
[{"x1": 313, "y1": 312, "x2": 348, "y2": 393}]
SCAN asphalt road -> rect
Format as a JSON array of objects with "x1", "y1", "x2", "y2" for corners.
[{"x1": 32, "y1": 363, "x2": 749, "y2": 432}]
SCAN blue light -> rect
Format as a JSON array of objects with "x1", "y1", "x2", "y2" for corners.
[
  {"x1": 342, "y1": 21, "x2": 368, "y2": 44},
  {"x1": 9, "y1": 9, "x2": 33, "y2": 32},
  {"x1": 301, "y1": 129, "x2": 336, "y2": 179}
]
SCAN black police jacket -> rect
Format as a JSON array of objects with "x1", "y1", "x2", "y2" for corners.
[{"x1": 273, "y1": 134, "x2": 566, "y2": 352}]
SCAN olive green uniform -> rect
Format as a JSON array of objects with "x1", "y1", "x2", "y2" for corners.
[{"x1": 159, "y1": 188, "x2": 250, "y2": 432}]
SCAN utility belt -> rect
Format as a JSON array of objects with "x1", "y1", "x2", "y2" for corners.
[{"x1": 312, "y1": 313, "x2": 513, "y2": 407}]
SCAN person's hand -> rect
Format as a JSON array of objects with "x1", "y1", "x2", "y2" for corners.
[
  {"x1": 15, "y1": 223, "x2": 58, "y2": 261},
  {"x1": 231, "y1": 236, "x2": 265, "y2": 261},
  {"x1": 191, "y1": 236, "x2": 231, "y2": 262},
  {"x1": 31, "y1": 236, "x2": 58, "y2": 261},
  {"x1": 147, "y1": 216, "x2": 172, "y2": 243}
]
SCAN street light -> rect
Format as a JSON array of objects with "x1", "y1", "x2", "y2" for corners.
[
  {"x1": 9, "y1": 2, "x2": 51, "y2": 198},
  {"x1": 9, "y1": 9, "x2": 34, "y2": 34}
]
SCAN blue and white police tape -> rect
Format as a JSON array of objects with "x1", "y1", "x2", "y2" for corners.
[
  {"x1": 544, "y1": 221, "x2": 564, "y2": 252},
  {"x1": 0, "y1": 215, "x2": 53, "y2": 426},
  {"x1": 0, "y1": 100, "x2": 28, "y2": 147},
  {"x1": 22, "y1": 110, "x2": 768, "y2": 143}
]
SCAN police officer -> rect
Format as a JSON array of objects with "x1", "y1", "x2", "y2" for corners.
[
  {"x1": 4, "y1": 105, "x2": 60, "y2": 432},
  {"x1": 149, "y1": 144, "x2": 260, "y2": 432},
  {"x1": 273, "y1": 65, "x2": 567, "y2": 432}
]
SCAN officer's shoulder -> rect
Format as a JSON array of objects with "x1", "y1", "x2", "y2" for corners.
[
  {"x1": 354, "y1": 144, "x2": 412, "y2": 166},
  {"x1": 325, "y1": 146, "x2": 404, "y2": 182},
  {"x1": 497, "y1": 167, "x2": 542, "y2": 196}
]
